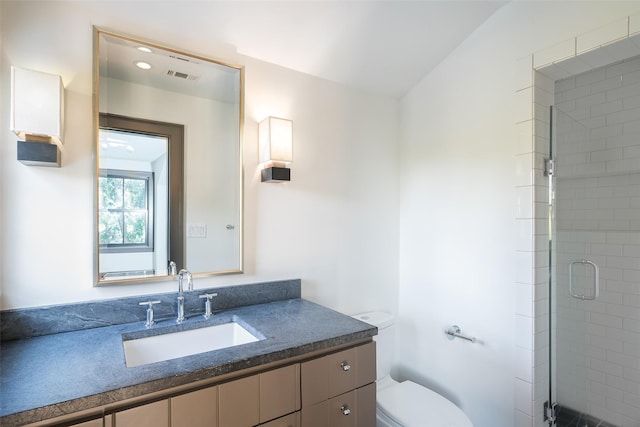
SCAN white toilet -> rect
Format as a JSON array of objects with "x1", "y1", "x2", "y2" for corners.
[{"x1": 352, "y1": 311, "x2": 473, "y2": 427}]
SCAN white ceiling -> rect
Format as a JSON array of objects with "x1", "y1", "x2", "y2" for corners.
[{"x1": 89, "y1": 1, "x2": 508, "y2": 99}]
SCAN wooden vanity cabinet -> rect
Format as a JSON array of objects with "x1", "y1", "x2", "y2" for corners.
[
  {"x1": 259, "y1": 364, "x2": 300, "y2": 423},
  {"x1": 259, "y1": 412, "x2": 300, "y2": 427},
  {"x1": 219, "y1": 375, "x2": 260, "y2": 427},
  {"x1": 58, "y1": 342, "x2": 372, "y2": 427},
  {"x1": 114, "y1": 399, "x2": 169, "y2": 427},
  {"x1": 171, "y1": 385, "x2": 218, "y2": 427},
  {"x1": 113, "y1": 387, "x2": 219, "y2": 427},
  {"x1": 217, "y1": 363, "x2": 301, "y2": 426},
  {"x1": 70, "y1": 419, "x2": 104, "y2": 427},
  {"x1": 300, "y1": 341, "x2": 376, "y2": 427},
  {"x1": 112, "y1": 364, "x2": 300, "y2": 427}
]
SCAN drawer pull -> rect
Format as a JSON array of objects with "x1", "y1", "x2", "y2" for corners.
[
  {"x1": 340, "y1": 405, "x2": 351, "y2": 416},
  {"x1": 340, "y1": 361, "x2": 351, "y2": 371}
]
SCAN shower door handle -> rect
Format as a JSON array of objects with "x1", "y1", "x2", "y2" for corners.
[{"x1": 569, "y1": 259, "x2": 599, "y2": 300}]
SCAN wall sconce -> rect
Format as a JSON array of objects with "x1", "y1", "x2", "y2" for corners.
[
  {"x1": 10, "y1": 66, "x2": 64, "y2": 167},
  {"x1": 259, "y1": 116, "x2": 292, "y2": 182}
]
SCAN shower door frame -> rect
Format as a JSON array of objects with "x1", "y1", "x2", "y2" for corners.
[{"x1": 545, "y1": 105, "x2": 557, "y2": 425}]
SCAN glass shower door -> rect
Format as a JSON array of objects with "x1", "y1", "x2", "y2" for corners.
[
  {"x1": 549, "y1": 102, "x2": 640, "y2": 427},
  {"x1": 549, "y1": 106, "x2": 592, "y2": 426}
]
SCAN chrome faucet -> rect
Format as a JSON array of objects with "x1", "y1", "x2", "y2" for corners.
[
  {"x1": 168, "y1": 260, "x2": 177, "y2": 275},
  {"x1": 176, "y1": 269, "x2": 193, "y2": 323}
]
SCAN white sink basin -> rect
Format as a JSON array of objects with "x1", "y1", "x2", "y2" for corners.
[{"x1": 123, "y1": 322, "x2": 260, "y2": 367}]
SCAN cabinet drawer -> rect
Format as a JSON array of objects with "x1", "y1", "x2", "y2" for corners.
[
  {"x1": 302, "y1": 383, "x2": 375, "y2": 427},
  {"x1": 301, "y1": 390, "x2": 359, "y2": 427},
  {"x1": 326, "y1": 390, "x2": 355, "y2": 427},
  {"x1": 301, "y1": 341, "x2": 376, "y2": 406},
  {"x1": 354, "y1": 383, "x2": 376, "y2": 427},
  {"x1": 219, "y1": 375, "x2": 259, "y2": 427},
  {"x1": 326, "y1": 348, "x2": 357, "y2": 399},
  {"x1": 260, "y1": 364, "x2": 301, "y2": 423},
  {"x1": 171, "y1": 385, "x2": 218, "y2": 427},
  {"x1": 114, "y1": 399, "x2": 169, "y2": 427},
  {"x1": 260, "y1": 412, "x2": 300, "y2": 427}
]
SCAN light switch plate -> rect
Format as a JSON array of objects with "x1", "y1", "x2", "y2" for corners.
[{"x1": 187, "y1": 223, "x2": 207, "y2": 238}]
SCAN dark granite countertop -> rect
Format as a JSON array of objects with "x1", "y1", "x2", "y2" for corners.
[{"x1": 0, "y1": 285, "x2": 376, "y2": 426}]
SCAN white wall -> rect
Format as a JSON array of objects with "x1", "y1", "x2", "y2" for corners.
[
  {"x1": 398, "y1": 2, "x2": 640, "y2": 427},
  {"x1": 0, "y1": 1, "x2": 399, "y2": 317}
]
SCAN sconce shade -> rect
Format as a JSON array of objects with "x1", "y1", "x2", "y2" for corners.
[
  {"x1": 259, "y1": 116, "x2": 292, "y2": 165},
  {"x1": 10, "y1": 66, "x2": 64, "y2": 146}
]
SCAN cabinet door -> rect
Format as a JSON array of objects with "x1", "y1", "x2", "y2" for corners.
[
  {"x1": 301, "y1": 356, "x2": 328, "y2": 407},
  {"x1": 70, "y1": 418, "x2": 103, "y2": 427},
  {"x1": 218, "y1": 375, "x2": 259, "y2": 427},
  {"x1": 114, "y1": 399, "x2": 169, "y2": 427},
  {"x1": 260, "y1": 364, "x2": 300, "y2": 423},
  {"x1": 260, "y1": 412, "x2": 300, "y2": 427},
  {"x1": 301, "y1": 401, "x2": 327, "y2": 427},
  {"x1": 355, "y1": 342, "x2": 376, "y2": 389},
  {"x1": 171, "y1": 385, "x2": 218, "y2": 427},
  {"x1": 355, "y1": 383, "x2": 376, "y2": 427}
]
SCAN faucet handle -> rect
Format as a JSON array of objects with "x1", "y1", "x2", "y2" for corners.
[
  {"x1": 139, "y1": 300, "x2": 161, "y2": 327},
  {"x1": 199, "y1": 293, "x2": 218, "y2": 319}
]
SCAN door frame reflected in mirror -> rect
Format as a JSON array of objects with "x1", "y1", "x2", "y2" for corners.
[{"x1": 98, "y1": 113, "x2": 184, "y2": 282}]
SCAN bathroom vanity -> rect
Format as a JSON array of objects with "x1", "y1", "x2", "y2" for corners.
[{"x1": 0, "y1": 280, "x2": 377, "y2": 427}]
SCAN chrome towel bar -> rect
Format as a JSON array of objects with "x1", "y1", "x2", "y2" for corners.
[{"x1": 445, "y1": 325, "x2": 476, "y2": 343}]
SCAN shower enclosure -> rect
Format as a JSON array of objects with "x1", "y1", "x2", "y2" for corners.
[{"x1": 547, "y1": 57, "x2": 640, "y2": 427}]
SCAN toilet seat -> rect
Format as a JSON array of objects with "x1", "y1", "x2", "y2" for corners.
[{"x1": 377, "y1": 381, "x2": 473, "y2": 427}]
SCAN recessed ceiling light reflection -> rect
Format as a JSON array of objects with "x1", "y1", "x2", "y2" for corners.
[
  {"x1": 135, "y1": 61, "x2": 152, "y2": 70},
  {"x1": 137, "y1": 46, "x2": 152, "y2": 53}
]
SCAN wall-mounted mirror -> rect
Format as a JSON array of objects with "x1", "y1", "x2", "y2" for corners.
[{"x1": 94, "y1": 28, "x2": 243, "y2": 285}]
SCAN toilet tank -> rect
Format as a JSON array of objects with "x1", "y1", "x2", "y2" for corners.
[{"x1": 352, "y1": 311, "x2": 394, "y2": 381}]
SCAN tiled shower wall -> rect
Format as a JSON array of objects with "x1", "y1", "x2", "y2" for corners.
[
  {"x1": 516, "y1": 13, "x2": 640, "y2": 427},
  {"x1": 553, "y1": 57, "x2": 640, "y2": 427}
]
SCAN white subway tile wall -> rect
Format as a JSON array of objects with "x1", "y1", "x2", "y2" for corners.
[
  {"x1": 553, "y1": 55, "x2": 640, "y2": 427},
  {"x1": 576, "y1": 18, "x2": 629, "y2": 55}
]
